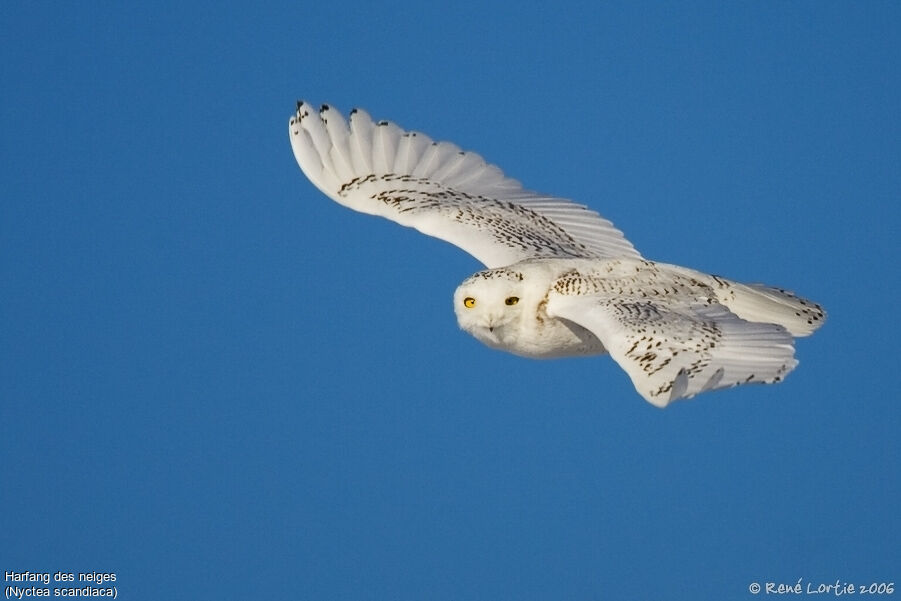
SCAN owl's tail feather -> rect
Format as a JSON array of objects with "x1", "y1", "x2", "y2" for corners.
[{"x1": 715, "y1": 281, "x2": 826, "y2": 338}]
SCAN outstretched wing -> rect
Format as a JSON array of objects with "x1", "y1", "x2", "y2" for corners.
[
  {"x1": 547, "y1": 289, "x2": 798, "y2": 407},
  {"x1": 289, "y1": 102, "x2": 640, "y2": 268}
]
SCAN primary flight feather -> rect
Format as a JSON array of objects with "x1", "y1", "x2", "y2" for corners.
[{"x1": 289, "y1": 101, "x2": 825, "y2": 407}]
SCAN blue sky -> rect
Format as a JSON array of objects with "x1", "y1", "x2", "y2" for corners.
[{"x1": 2, "y1": 2, "x2": 898, "y2": 599}]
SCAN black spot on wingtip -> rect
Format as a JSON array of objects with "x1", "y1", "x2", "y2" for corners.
[
  {"x1": 320, "y1": 103, "x2": 330, "y2": 112},
  {"x1": 350, "y1": 108, "x2": 358, "y2": 115},
  {"x1": 296, "y1": 100, "x2": 305, "y2": 111},
  {"x1": 377, "y1": 120, "x2": 389, "y2": 126}
]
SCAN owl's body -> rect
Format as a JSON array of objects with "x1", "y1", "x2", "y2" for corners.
[
  {"x1": 289, "y1": 101, "x2": 825, "y2": 407},
  {"x1": 453, "y1": 258, "x2": 608, "y2": 359}
]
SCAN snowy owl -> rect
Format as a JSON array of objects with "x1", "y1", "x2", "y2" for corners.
[{"x1": 289, "y1": 101, "x2": 825, "y2": 407}]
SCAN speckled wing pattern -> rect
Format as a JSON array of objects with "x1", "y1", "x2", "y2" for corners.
[
  {"x1": 289, "y1": 102, "x2": 640, "y2": 268},
  {"x1": 547, "y1": 262, "x2": 798, "y2": 407}
]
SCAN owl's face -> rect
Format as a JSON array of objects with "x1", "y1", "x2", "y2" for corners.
[{"x1": 453, "y1": 268, "x2": 528, "y2": 349}]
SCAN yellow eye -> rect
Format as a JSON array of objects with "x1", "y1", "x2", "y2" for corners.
[
  {"x1": 463, "y1": 297, "x2": 476, "y2": 308},
  {"x1": 505, "y1": 296, "x2": 519, "y2": 306}
]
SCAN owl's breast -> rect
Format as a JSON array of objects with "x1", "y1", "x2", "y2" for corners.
[{"x1": 469, "y1": 311, "x2": 607, "y2": 359}]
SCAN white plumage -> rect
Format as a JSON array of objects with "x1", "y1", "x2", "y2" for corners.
[{"x1": 289, "y1": 101, "x2": 825, "y2": 407}]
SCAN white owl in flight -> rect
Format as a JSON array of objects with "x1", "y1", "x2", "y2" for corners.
[{"x1": 289, "y1": 101, "x2": 825, "y2": 407}]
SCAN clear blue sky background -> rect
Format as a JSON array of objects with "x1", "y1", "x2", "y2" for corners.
[{"x1": 2, "y1": 2, "x2": 898, "y2": 599}]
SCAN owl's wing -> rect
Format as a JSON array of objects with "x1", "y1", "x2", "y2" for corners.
[
  {"x1": 289, "y1": 102, "x2": 640, "y2": 268},
  {"x1": 546, "y1": 291, "x2": 798, "y2": 407}
]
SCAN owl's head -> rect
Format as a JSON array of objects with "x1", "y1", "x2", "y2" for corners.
[{"x1": 453, "y1": 267, "x2": 528, "y2": 348}]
